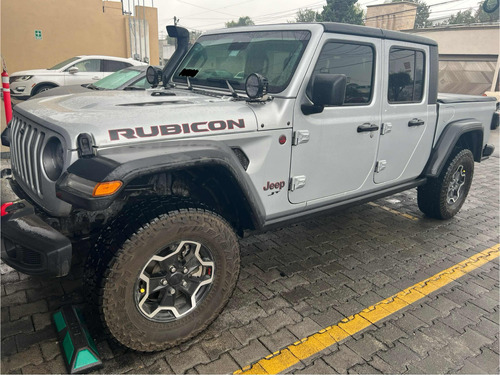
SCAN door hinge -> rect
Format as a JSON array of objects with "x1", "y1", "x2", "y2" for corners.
[
  {"x1": 292, "y1": 130, "x2": 310, "y2": 146},
  {"x1": 289, "y1": 176, "x2": 306, "y2": 191},
  {"x1": 375, "y1": 160, "x2": 387, "y2": 173},
  {"x1": 381, "y1": 122, "x2": 392, "y2": 135}
]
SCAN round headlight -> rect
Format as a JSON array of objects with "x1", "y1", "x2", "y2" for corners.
[
  {"x1": 43, "y1": 137, "x2": 65, "y2": 181},
  {"x1": 245, "y1": 73, "x2": 268, "y2": 99}
]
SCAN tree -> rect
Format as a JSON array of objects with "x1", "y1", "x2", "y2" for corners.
[
  {"x1": 295, "y1": 8, "x2": 320, "y2": 22},
  {"x1": 475, "y1": 1, "x2": 499, "y2": 22},
  {"x1": 445, "y1": 2, "x2": 499, "y2": 25},
  {"x1": 392, "y1": 0, "x2": 432, "y2": 28},
  {"x1": 319, "y1": 0, "x2": 364, "y2": 25},
  {"x1": 446, "y1": 9, "x2": 476, "y2": 25},
  {"x1": 225, "y1": 16, "x2": 254, "y2": 28}
]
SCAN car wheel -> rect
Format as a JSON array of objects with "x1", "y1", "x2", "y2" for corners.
[
  {"x1": 85, "y1": 203, "x2": 240, "y2": 352},
  {"x1": 417, "y1": 148, "x2": 474, "y2": 219},
  {"x1": 32, "y1": 84, "x2": 56, "y2": 96}
]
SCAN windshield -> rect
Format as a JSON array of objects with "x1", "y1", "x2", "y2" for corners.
[
  {"x1": 173, "y1": 30, "x2": 311, "y2": 94},
  {"x1": 49, "y1": 57, "x2": 80, "y2": 70},
  {"x1": 93, "y1": 68, "x2": 143, "y2": 89}
]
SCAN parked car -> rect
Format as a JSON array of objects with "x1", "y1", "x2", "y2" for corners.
[
  {"x1": 9, "y1": 55, "x2": 146, "y2": 99},
  {"x1": 31, "y1": 65, "x2": 162, "y2": 99}
]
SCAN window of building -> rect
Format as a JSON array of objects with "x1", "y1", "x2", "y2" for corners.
[
  {"x1": 388, "y1": 48, "x2": 425, "y2": 103},
  {"x1": 309, "y1": 42, "x2": 374, "y2": 105}
]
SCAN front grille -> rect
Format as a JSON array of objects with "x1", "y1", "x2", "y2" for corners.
[{"x1": 10, "y1": 116, "x2": 45, "y2": 198}]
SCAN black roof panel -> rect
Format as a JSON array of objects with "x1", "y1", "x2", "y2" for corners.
[{"x1": 320, "y1": 22, "x2": 438, "y2": 46}]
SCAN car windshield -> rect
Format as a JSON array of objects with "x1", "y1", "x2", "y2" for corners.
[
  {"x1": 93, "y1": 68, "x2": 143, "y2": 89},
  {"x1": 172, "y1": 30, "x2": 311, "y2": 94},
  {"x1": 49, "y1": 57, "x2": 80, "y2": 70}
]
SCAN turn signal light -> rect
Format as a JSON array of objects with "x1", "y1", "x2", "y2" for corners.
[{"x1": 92, "y1": 181, "x2": 123, "y2": 197}]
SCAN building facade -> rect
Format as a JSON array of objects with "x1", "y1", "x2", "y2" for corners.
[{"x1": 1, "y1": 0, "x2": 159, "y2": 73}]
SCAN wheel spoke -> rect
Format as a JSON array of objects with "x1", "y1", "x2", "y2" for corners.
[
  {"x1": 159, "y1": 289, "x2": 176, "y2": 307},
  {"x1": 136, "y1": 240, "x2": 216, "y2": 322}
]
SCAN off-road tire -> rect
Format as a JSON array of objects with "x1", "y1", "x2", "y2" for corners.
[
  {"x1": 83, "y1": 200, "x2": 240, "y2": 352},
  {"x1": 417, "y1": 148, "x2": 474, "y2": 219}
]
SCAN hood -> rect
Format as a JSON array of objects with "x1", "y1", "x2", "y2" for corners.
[
  {"x1": 11, "y1": 69, "x2": 57, "y2": 77},
  {"x1": 30, "y1": 84, "x2": 90, "y2": 99},
  {"x1": 14, "y1": 89, "x2": 258, "y2": 149}
]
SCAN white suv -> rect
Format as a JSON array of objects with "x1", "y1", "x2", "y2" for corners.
[{"x1": 9, "y1": 55, "x2": 146, "y2": 99}]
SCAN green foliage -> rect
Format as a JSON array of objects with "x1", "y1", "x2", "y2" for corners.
[
  {"x1": 391, "y1": 0, "x2": 432, "y2": 28},
  {"x1": 445, "y1": 2, "x2": 499, "y2": 25},
  {"x1": 475, "y1": 1, "x2": 499, "y2": 22},
  {"x1": 319, "y1": 0, "x2": 364, "y2": 25},
  {"x1": 295, "y1": 8, "x2": 320, "y2": 22},
  {"x1": 225, "y1": 16, "x2": 255, "y2": 28},
  {"x1": 446, "y1": 9, "x2": 476, "y2": 25}
]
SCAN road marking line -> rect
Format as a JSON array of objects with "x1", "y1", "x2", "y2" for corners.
[
  {"x1": 367, "y1": 202, "x2": 419, "y2": 221},
  {"x1": 234, "y1": 244, "x2": 500, "y2": 375}
]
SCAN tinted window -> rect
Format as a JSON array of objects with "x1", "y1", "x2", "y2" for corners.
[
  {"x1": 103, "y1": 60, "x2": 132, "y2": 72},
  {"x1": 310, "y1": 42, "x2": 374, "y2": 105},
  {"x1": 70, "y1": 59, "x2": 101, "y2": 72},
  {"x1": 388, "y1": 48, "x2": 425, "y2": 103}
]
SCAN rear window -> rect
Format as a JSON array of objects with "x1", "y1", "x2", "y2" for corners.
[
  {"x1": 103, "y1": 60, "x2": 132, "y2": 72},
  {"x1": 388, "y1": 48, "x2": 425, "y2": 103}
]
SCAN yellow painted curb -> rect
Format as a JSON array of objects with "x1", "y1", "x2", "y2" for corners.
[{"x1": 235, "y1": 244, "x2": 500, "y2": 374}]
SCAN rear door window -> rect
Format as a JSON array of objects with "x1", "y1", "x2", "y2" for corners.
[
  {"x1": 103, "y1": 60, "x2": 132, "y2": 72},
  {"x1": 388, "y1": 48, "x2": 425, "y2": 103}
]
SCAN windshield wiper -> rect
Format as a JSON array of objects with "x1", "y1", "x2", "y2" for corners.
[
  {"x1": 123, "y1": 86, "x2": 145, "y2": 91},
  {"x1": 87, "y1": 83, "x2": 104, "y2": 90}
]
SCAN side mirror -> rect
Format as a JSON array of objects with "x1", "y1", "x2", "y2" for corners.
[
  {"x1": 312, "y1": 74, "x2": 346, "y2": 106},
  {"x1": 68, "y1": 67, "x2": 79, "y2": 74},
  {"x1": 302, "y1": 74, "x2": 346, "y2": 115}
]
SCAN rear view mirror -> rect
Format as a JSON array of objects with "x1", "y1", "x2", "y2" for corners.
[
  {"x1": 68, "y1": 67, "x2": 79, "y2": 74},
  {"x1": 302, "y1": 74, "x2": 346, "y2": 115}
]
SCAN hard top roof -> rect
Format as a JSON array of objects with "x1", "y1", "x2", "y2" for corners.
[{"x1": 320, "y1": 22, "x2": 437, "y2": 46}]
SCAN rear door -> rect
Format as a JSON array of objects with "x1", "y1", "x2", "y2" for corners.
[{"x1": 374, "y1": 41, "x2": 435, "y2": 184}]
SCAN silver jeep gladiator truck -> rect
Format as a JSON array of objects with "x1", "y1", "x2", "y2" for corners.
[{"x1": 1, "y1": 23, "x2": 497, "y2": 351}]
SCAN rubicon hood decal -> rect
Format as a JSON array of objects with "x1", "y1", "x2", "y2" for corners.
[{"x1": 109, "y1": 119, "x2": 246, "y2": 141}]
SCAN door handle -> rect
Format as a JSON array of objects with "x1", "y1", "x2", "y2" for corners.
[
  {"x1": 357, "y1": 123, "x2": 379, "y2": 133},
  {"x1": 408, "y1": 118, "x2": 425, "y2": 127}
]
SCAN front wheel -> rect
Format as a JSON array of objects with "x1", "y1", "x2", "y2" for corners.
[
  {"x1": 98, "y1": 208, "x2": 240, "y2": 352},
  {"x1": 418, "y1": 149, "x2": 474, "y2": 219}
]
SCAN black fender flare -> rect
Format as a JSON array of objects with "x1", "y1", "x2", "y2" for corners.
[
  {"x1": 423, "y1": 119, "x2": 483, "y2": 178},
  {"x1": 56, "y1": 140, "x2": 265, "y2": 229}
]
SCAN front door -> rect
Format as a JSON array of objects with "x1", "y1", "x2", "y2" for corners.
[
  {"x1": 64, "y1": 59, "x2": 103, "y2": 85},
  {"x1": 374, "y1": 41, "x2": 434, "y2": 184},
  {"x1": 289, "y1": 34, "x2": 382, "y2": 204}
]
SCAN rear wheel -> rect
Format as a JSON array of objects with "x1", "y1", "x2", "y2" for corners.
[
  {"x1": 418, "y1": 149, "x2": 474, "y2": 219},
  {"x1": 85, "y1": 205, "x2": 240, "y2": 352}
]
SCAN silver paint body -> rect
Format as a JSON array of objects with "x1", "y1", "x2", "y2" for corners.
[{"x1": 9, "y1": 24, "x2": 496, "y2": 223}]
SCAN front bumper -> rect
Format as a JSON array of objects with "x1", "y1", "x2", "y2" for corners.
[{"x1": 1, "y1": 180, "x2": 72, "y2": 277}]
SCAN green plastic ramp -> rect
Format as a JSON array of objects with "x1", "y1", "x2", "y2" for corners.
[{"x1": 52, "y1": 305, "x2": 102, "y2": 374}]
